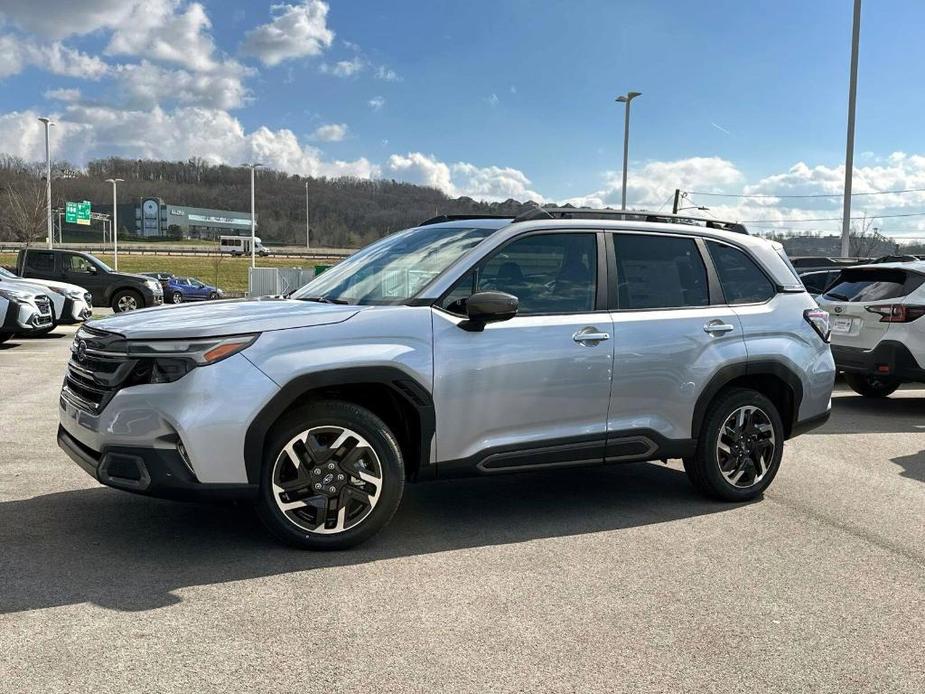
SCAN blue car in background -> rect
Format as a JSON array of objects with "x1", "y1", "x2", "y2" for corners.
[{"x1": 165, "y1": 276, "x2": 224, "y2": 304}]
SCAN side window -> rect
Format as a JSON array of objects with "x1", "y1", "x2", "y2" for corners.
[
  {"x1": 612, "y1": 234, "x2": 709, "y2": 309},
  {"x1": 442, "y1": 233, "x2": 598, "y2": 315},
  {"x1": 63, "y1": 255, "x2": 94, "y2": 273},
  {"x1": 707, "y1": 242, "x2": 776, "y2": 304},
  {"x1": 26, "y1": 251, "x2": 55, "y2": 271}
]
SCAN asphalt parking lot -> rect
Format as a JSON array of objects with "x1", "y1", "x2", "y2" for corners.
[{"x1": 1, "y1": 324, "x2": 923, "y2": 693}]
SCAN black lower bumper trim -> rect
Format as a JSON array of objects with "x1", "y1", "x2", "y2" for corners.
[
  {"x1": 57, "y1": 425, "x2": 258, "y2": 502},
  {"x1": 790, "y1": 410, "x2": 831, "y2": 437},
  {"x1": 832, "y1": 341, "x2": 925, "y2": 381}
]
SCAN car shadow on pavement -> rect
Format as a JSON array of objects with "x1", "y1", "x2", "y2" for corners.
[
  {"x1": 807, "y1": 394, "x2": 925, "y2": 435},
  {"x1": 890, "y1": 450, "x2": 925, "y2": 484},
  {"x1": 0, "y1": 462, "x2": 743, "y2": 614}
]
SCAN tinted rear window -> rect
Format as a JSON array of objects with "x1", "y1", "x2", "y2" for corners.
[{"x1": 822, "y1": 269, "x2": 924, "y2": 302}]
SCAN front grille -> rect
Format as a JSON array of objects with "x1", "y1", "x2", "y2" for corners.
[
  {"x1": 32, "y1": 295, "x2": 53, "y2": 327},
  {"x1": 62, "y1": 326, "x2": 145, "y2": 413}
]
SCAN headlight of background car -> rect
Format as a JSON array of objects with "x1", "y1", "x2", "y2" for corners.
[
  {"x1": 0, "y1": 287, "x2": 33, "y2": 302},
  {"x1": 124, "y1": 334, "x2": 259, "y2": 383},
  {"x1": 50, "y1": 286, "x2": 86, "y2": 300},
  {"x1": 145, "y1": 279, "x2": 161, "y2": 293}
]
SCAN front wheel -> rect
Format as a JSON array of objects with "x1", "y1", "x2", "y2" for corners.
[
  {"x1": 111, "y1": 289, "x2": 143, "y2": 313},
  {"x1": 256, "y1": 400, "x2": 404, "y2": 550},
  {"x1": 844, "y1": 373, "x2": 900, "y2": 398},
  {"x1": 170, "y1": 291, "x2": 183, "y2": 304},
  {"x1": 684, "y1": 388, "x2": 784, "y2": 502},
  {"x1": 0, "y1": 332, "x2": 10, "y2": 344}
]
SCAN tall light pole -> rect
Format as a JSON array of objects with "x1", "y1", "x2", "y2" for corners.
[
  {"x1": 841, "y1": 0, "x2": 862, "y2": 257},
  {"x1": 105, "y1": 178, "x2": 124, "y2": 269},
  {"x1": 243, "y1": 163, "x2": 262, "y2": 268},
  {"x1": 38, "y1": 117, "x2": 54, "y2": 248},
  {"x1": 615, "y1": 91, "x2": 641, "y2": 211},
  {"x1": 305, "y1": 179, "x2": 310, "y2": 250}
]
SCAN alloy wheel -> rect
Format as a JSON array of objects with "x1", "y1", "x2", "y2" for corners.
[
  {"x1": 172, "y1": 293, "x2": 183, "y2": 304},
  {"x1": 716, "y1": 405, "x2": 776, "y2": 488},
  {"x1": 117, "y1": 295, "x2": 138, "y2": 311},
  {"x1": 271, "y1": 425, "x2": 383, "y2": 535}
]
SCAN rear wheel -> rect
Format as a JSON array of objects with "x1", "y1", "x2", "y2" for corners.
[
  {"x1": 844, "y1": 373, "x2": 900, "y2": 398},
  {"x1": 256, "y1": 400, "x2": 404, "y2": 550},
  {"x1": 684, "y1": 388, "x2": 784, "y2": 502},
  {"x1": 111, "y1": 289, "x2": 143, "y2": 312}
]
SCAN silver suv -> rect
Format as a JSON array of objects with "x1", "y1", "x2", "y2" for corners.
[{"x1": 57, "y1": 209, "x2": 835, "y2": 549}]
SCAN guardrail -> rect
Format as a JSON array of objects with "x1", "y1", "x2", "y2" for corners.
[{"x1": 0, "y1": 242, "x2": 354, "y2": 260}]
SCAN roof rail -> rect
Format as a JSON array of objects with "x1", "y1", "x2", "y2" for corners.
[
  {"x1": 512, "y1": 207, "x2": 749, "y2": 235},
  {"x1": 418, "y1": 214, "x2": 513, "y2": 227}
]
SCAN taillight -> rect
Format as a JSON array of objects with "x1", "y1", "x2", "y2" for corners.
[
  {"x1": 865, "y1": 304, "x2": 925, "y2": 323},
  {"x1": 803, "y1": 308, "x2": 831, "y2": 343}
]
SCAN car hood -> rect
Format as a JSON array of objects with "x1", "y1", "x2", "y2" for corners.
[
  {"x1": 87, "y1": 297, "x2": 365, "y2": 339},
  {"x1": 5, "y1": 276, "x2": 87, "y2": 295}
]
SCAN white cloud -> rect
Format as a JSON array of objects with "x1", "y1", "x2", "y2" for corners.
[
  {"x1": 0, "y1": 107, "x2": 375, "y2": 179},
  {"x1": 44, "y1": 88, "x2": 82, "y2": 102},
  {"x1": 384, "y1": 152, "x2": 544, "y2": 202},
  {"x1": 105, "y1": 0, "x2": 218, "y2": 72},
  {"x1": 486, "y1": 93, "x2": 499, "y2": 107},
  {"x1": 375, "y1": 65, "x2": 400, "y2": 81},
  {"x1": 368, "y1": 96, "x2": 385, "y2": 111},
  {"x1": 0, "y1": 0, "x2": 140, "y2": 39},
  {"x1": 0, "y1": 33, "x2": 109, "y2": 79},
  {"x1": 115, "y1": 60, "x2": 253, "y2": 110},
  {"x1": 319, "y1": 56, "x2": 364, "y2": 77},
  {"x1": 240, "y1": 0, "x2": 334, "y2": 66},
  {"x1": 310, "y1": 123, "x2": 348, "y2": 142}
]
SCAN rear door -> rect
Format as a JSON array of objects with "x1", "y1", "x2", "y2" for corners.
[
  {"x1": 20, "y1": 250, "x2": 56, "y2": 281},
  {"x1": 817, "y1": 267, "x2": 923, "y2": 349}
]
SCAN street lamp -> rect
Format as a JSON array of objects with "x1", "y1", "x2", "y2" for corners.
[
  {"x1": 38, "y1": 117, "x2": 54, "y2": 248},
  {"x1": 615, "y1": 91, "x2": 641, "y2": 211},
  {"x1": 242, "y1": 163, "x2": 263, "y2": 268},
  {"x1": 840, "y1": 0, "x2": 862, "y2": 257},
  {"x1": 105, "y1": 178, "x2": 124, "y2": 270},
  {"x1": 305, "y1": 179, "x2": 310, "y2": 250}
]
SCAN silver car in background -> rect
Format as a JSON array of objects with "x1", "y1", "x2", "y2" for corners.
[{"x1": 56, "y1": 209, "x2": 835, "y2": 549}]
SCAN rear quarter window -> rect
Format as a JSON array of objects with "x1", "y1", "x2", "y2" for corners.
[
  {"x1": 707, "y1": 242, "x2": 776, "y2": 304},
  {"x1": 822, "y1": 269, "x2": 924, "y2": 302}
]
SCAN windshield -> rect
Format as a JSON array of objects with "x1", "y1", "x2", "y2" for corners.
[
  {"x1": 291, "y1": 225, "x2": 497, "y2": 304},
  {"x1": 0, "y1": 267, "x2": 16, "y2": 278},
  {"x1": 92, "y1": 256, "x2": 113, "y2": 272}
]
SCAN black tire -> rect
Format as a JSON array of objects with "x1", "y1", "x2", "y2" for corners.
[
  {"x1": 844, "y1": 373, "x2": 900, "y2": 398},
  {"x1": 170, "y1": 291, "x2": 184, "y2": 304},
  {"x1": 0, "y1": 332, "x2": 10, "y2": 344},
  {"x1": 256, "y1": 400, "x2": 404, "y2": 550},
  {"x1": 111, "y1": 288, "x2": 144, "y2": 312},
  {"x1": 683, "y1": 388, "x2": 785, "y2": 502},
  {"x1": 207, "y1": 291, "x2": 218, "y2": 300}
]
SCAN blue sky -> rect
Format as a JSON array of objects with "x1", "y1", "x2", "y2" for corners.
[{"x1": 2, "y1": 0, "x2": 925, "y2": 235}]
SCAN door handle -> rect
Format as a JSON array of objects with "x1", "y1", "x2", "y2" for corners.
[
  {"x1": 573, "y1": 327, "x2": 610, "y2": 345},
  {"x1": 704, "y1": 320, "x2": 735, "y2": 334}
]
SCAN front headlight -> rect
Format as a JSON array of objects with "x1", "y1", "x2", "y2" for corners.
[
  {"x1": 145, "y1": 280, "x2": 161, "y2": 293},
  {"x1": 0, "y1": 287, "x2": 32, "y2": 302},
  {"x1": 50, "y1": 287, "x2": 85, "y2": 300}
]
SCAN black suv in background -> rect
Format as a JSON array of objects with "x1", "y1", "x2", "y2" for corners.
[{"x1": 17, "y1": 249, "x2": 163, "y2": 312}]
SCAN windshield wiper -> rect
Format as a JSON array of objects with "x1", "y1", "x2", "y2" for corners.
[{"x1": 297, "y1": 295, "x2": 350, "y2": 304}]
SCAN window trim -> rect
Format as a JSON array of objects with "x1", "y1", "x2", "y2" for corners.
[
  {"x1": 606, "y1": 230, "x2": 715, "y2": 313},
  {"x1": 705, "y1": 238, "x2": 779, "y2": 307},
  {"x1": 432, "y1": 228, "x2": 608, "y2": 317}
]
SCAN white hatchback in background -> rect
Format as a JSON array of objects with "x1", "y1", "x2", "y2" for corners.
[{"x1": 816, "y1": 262, "x2": 925, "y2": 397}]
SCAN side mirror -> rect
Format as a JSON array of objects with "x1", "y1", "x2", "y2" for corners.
[
  {"x1": 88, "y1": 265, "x2": 98, "y2": 274},
  {"x1": 460, "y1": 291, "x2": 518, "y2": 331}
]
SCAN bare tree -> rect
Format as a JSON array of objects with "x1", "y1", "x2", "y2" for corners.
[{"x1": 2, "y1": 179, "x2": 47, "y2": 246}]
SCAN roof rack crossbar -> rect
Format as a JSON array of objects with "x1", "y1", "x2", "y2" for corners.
[
  {"x1": 418, "y1": 214, "x2": 513, "y2": 227},
  {"x1": 511, "y1": 207, "x2": 749, "y2": 234}
]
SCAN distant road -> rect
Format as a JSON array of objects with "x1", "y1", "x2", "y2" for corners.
[{"x1": 0, "y1": 241, "x2": 355, "y2": 261}]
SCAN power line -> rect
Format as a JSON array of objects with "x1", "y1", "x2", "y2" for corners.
[
  {"x1": 685, "y1": 186, "x2": 925, "y2": 199},
  {"x1": 738, "y1": 210, "x2": 925, "y2": 224}
]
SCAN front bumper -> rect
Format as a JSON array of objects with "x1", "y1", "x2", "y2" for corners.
[
  {"x1": 2, "y1": 298, "x2": 53, "y2": 332},
  {"x1": 59, "y1": 296, "x2": 93, "y2": 323},
  {"x1": 831, "y1": 340, "x2": 925, "y2": 382},
  {"x1": 58, "y1": 426, "x2": 257, "y2": 501}
]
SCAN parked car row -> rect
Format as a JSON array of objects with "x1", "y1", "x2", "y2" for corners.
[
  {"x1": 0, "y1": 266, "x2": 90, "y2": 343},
  {"x1": 141, "y1": 272, "x2": 224, "y2": 303}
]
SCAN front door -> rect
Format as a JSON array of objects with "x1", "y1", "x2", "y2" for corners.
[
  {"x1": 60, "y1": 253, "x2": 107, "y2": 303},
  {"x1": 432, "y1": 231, "x2": 614, "y2": 473}
]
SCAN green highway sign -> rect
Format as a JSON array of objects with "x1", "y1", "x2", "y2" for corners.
[
  {"x1": 77, "y1": 200, "x2": 91, "y2": 226},
  {"x1": 66, "y1": 200, "x2": 92, "y2": 225}
]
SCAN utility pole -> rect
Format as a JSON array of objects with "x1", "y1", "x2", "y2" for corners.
[
  {"x1": 841, "y1": 0, "x2": 862, "y2": 257},
  {"x1": 672, "y1": 189, "x2": 681, "y2": 214},
  {"x1": 305, "y1": 179, "x2": 310, "y2": 250},
  {"x1": 105, "y1": 178, "x2": 124, "y2": 269},
  {"x1": 615, "y1": 91, "x2": 641, "y2": 211},
  {"x1": 243, "y1": 163, "x2": 263, "y2": 269},
  {"x1": 38, "y1": 117, "x2": 54, "y2": 249}
]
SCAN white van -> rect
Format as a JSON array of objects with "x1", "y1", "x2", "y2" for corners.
[{"x1": 219, "y1": 236, "x2": 271, "y2": 256}]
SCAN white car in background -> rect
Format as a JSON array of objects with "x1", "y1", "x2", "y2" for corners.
[
  {"x1": 0, "y1": 267, "x2": 92, "y2": 332},
  {"x1": 0, "y1": 284, "x2": 54, "y2": 343},
  {"x1": 817, "y1": 261, "x2": 925, "y2": 397}
]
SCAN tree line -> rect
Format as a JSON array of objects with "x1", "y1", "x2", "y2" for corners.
[{"x1": 0, "y1": 155, "x2": 538, "y2": 247}]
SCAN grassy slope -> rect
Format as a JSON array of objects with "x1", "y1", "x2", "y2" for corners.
[{"x1": 0, "y1": 253, "x2": 334, "y2": 293}]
